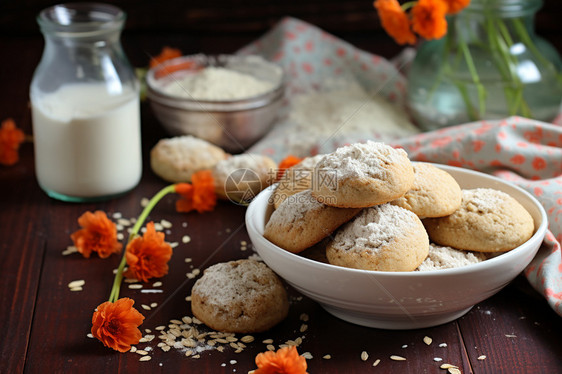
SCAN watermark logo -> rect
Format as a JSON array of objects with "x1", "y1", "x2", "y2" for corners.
[
  {"x1": 224, "y1": 168, "x2": 263, "y2": 205},
  {"x1": 266, "y1": 167, "x2": 339, "y2": 207}
]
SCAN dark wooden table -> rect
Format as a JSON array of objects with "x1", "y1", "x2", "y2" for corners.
[{"x1": 2, "y1": 17, "x2": 562, "y2": 374}]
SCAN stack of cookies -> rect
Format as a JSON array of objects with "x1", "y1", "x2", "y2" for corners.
[{"x1": 264, "y1": 141, "x2": 535, "y2": 272}]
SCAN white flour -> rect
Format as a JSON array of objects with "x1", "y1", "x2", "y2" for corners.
[{"x1": 164, "y1": 66, "x2": 275, "y2": 100}]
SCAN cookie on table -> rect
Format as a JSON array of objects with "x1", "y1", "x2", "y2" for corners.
[
  {"x1": 150, "y1": 135, "x2": 229, "y2": 183},
  {"x1": 416, "y1": 243, "x2": 488, "y2": 271},
  {"x1": 191, "y1": 259, "x2": 288, "y2": 333},
  {"x1": 423, "y1": 188, "x2": 535, "y2": 252},
  {"x1": 264, "y1": 190, "x2": 361, "y2": 253},
  {"x1": 326, "y1": 203, "x2": 429, "y2": 272},
  {"x1": 310, "y1": 141, "x2": 414, "y2": 208},
  {"x1": 272, "y1": 154, "x2": 324, "y2": 209},
  {"x1": 391, "y1": 162, "x2": 462, "y2": 218},
  {"x1": 211, "y1": 153, "x2": 276, "y2": 203}
]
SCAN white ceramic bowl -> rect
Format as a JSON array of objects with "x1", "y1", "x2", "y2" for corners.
[{"x1": 245, "y1": 164, "x2": 547, "y2": 329}]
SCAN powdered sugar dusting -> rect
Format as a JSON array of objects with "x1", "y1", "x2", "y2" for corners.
[
  {"x1": 270, "y1": 190, "x2": 323, "y2": 224},
  {"x1": 193, "y1": 260, "x2": 278, "y2": 306},
  {"x1": 417, "y1": 244, "x2": 488, "y2": 271},
  {"x1": 332, "y1": 204, "x2": 417, "y2": 253},
  {"x1": 465, "y1": 188, "x2": 510, "y2": 213},
  {"x1": 316, "y1": 141, "x2": 407, "y2": 180},
  {"x1": 213, "y1": 154, "x2": 271, "y2": 181}
]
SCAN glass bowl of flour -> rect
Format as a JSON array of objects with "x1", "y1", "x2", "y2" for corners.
[{"x1": 147, "y1": 54, "x2": 284, "y2": 152}]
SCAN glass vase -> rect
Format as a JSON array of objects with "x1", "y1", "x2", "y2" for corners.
[{"x1": 406, "y1": 0, "x2": 562, "y2": 131}]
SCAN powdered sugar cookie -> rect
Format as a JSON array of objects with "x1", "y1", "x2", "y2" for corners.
[
  {"x1": 191, "y1": 259, "x2": 288, "y2": 333},
  {"x1": 326, "y1": 204, "x2": 429, "y2": 272},
  {"x1": 391, "y1": 162, "x2": 462, "y2": 218},
  {"x1": 311, "y1": 141, "x2": 414, "y2": 208},
  {"x1": 416, "y1": 243, "x2": 488, "y2": 271},
  {"x1": 150, "y1": 135, "x2": 228, "y2": 183},
  {"x1": 211, "y1": 153, "x2": 276, "y2": 203},
  {"x1": 264, "y1": 190, "x2": 361, "y2": 253},
  {"x1": 423, "y1": 188, "x2": 535, "y2": 252},
  {"x1": 272, "y1": 154, "x2": 324, "y2": 209}
]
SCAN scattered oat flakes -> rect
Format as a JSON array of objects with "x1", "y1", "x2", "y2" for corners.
[
  {"x1": 434, "y1": 357, "x2": 443, "y2": 362},
  {"x1": 299, "y1": 313, "x2": 309, "y2": 322},
  {"x1": 141, "y1": 304, "x2": 151, "y2": 311},
  {"x1": 361, "y1": 351, "x2": 369, "y2": 361},
  {"x1": 161, "y1": 219, "x2": 172, "y2": 229},
  {"x1": 390, "y1": 355, "x2": 406, "y2": 361},
  {"x1": 373, "y1": 359, "x2": 381, "y2": 367},
  {"x1": 478, "y1": 355, "x2": 486, "y2": 360},
  {"x1": 402, "y1": 344, "x2": 408, "y2": 348},
  {"x1": 323, "y1": 355, "x2": 331, "y2": 360},
  {"x1": 86, "y1": 333, "x2": 94, "y2": 339},
  {"x1": 128, "y1": 284, "x2": 143, "y2": 289},
  {"x1": 70, "y1": 287, "x2": 83, "y2": 292},
  {"x1": 302, "y1": 352, "x2": 313, "y2": 359},
  {"x1": 62, "y1": 246, "x2": 78, "y2": 255},
  {"x1": 141, "y1": 197, "x2": 150, "y2": 207},
  {"x1": 185, "y1": 257, "x2": 193, "y2": 263},
  {"x1": 424, "y1": 336, "x2": 433, "y2": 345},
  {"x1": 136, "y1": 350, "x2": 148, "y2": 355},
  {"x1": 505, "y1": 334, "x2": 517, "y2": 338},
  {"x1": 124, "y1": 278, "x2": 139, "y2": 283},
  {"x1": 152, "y1": 281, "x2": 162, "y2": 287},
  {"x1": 151, "y1": 302, "x2": 158, "y2": 308},
  {"x1": 241, "y1": 335, "x2": 254, "y2": 343},
  {"x1": 439, "y1": 343, "x2": 448, "y2": 348},
  {"x1": 169, "y1": 242, "x2": 179, "y2": 248},
  {"x1": 448, "y1": 368, "x2": 462, "y2": 374},
  {"x1": 139, "y1": 355, "x2": 151, "y2": 361},
  {"x1": 266, "y1": 344, "x2": 275, "y2": 351},
  {"x1": 68, "y1": 280, "x2": 85, "y2": 289},
  {"x1": 440, "y1": 364, "x2": 458, "y2": 369},
  {"x1": 182, "y1": 235, "x2": 192, "y2": 244},
  {"x1": 262, "y1": 339, "x2": 274, "y2": 344}
]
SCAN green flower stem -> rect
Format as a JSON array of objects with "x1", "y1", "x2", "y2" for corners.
[
  {"x1": 108, "y1": 184, "x2": 177, "y2": 303},
  {"x1": 457, "y1": 30, "x2": 487, "y2": 117}
]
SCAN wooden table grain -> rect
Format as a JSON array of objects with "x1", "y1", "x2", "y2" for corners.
[{"x1": 1, "y1": 31, "x2": 561, "y2": 374}]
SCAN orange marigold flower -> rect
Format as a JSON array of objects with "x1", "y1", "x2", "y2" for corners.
[
  {"x1": 149, "y1": 46, "x2": 182, "y2": 68},
  {"x1": 374, "y1": 0, "x2": 417, "y2": 45},
  {"x1": 175, "y1": 170, "x2": 217, "y2": 213},
  {"x1": 0, "y1": 118, "x2": 25, "y2": 166},
  {"x1": 124, "y1": 221, "x2": 173, "y2": 283},
  {"x1": 442, "y1": 0, "x2": 470, "y2": 14},
  {"x1": 70, "y1": 211, "x2": 122, "y2": 259},
  {"x1": 277, "y1": 155, "x2": 304, "y2": 180},
  {"x1": 411, "y1": 0, "x2": 448, "y2": 40},
  {"x1": 254, "y1": 346, "x2": 308, "y2": 374},
  {"x1": 91, "y1": 297, "x2": 145, "y2": 352}
]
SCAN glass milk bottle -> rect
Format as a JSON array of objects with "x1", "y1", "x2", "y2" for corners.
[{"x1": 30, "y1": 3, "x2": 142, "y2": 202}]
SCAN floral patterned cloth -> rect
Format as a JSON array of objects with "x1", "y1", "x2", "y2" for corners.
[{"x1": 239, "y1": 17, "x2": 562, "y2": 316}]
